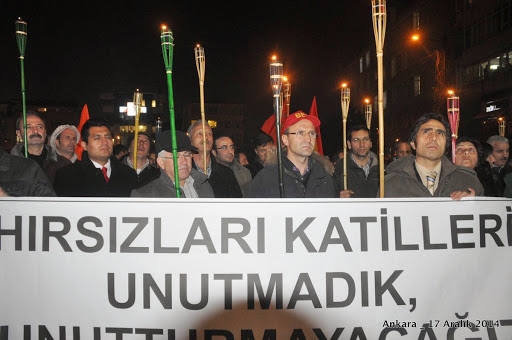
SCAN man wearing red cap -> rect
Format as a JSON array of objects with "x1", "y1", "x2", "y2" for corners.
[{"x1": 248, "y1": 111, "x2": 336, "y2": 198}]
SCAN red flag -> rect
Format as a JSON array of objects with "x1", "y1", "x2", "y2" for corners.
[
  {"x1": 261, "y1": 114, "x2": 278, "y2": 145},
  {"x1": 75, "y1": 104, "x2": 90, "y2": 160},
  {"x1": 309, "y1": 96, "x2": 324, "y2": 155}
]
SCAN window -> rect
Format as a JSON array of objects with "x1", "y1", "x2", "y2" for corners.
[
  {"x1": 413, "y1": 11, "x2": 420, "y2": 30},
  {"x1": 414, "y1": 75, "x2": 421, "y2": 96}
]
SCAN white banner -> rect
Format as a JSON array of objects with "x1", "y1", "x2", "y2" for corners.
[{"x1": 0, "y1": 197, "x2": 511, "y2": 340}]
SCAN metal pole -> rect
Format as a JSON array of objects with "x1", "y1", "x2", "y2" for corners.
[
  {"x1": 15, "y1": 18, "x2": 28, "y2": 157},
  {"x1": 341, "y1": 84, "x2": 350, "y2": 191},
  {"x1": 160, "y1": 25, "x2": 180, "y2": 197},
  {"x1": 194, "y1": 44, "x2": 208, "y2": 170},
  {"x1": 372, "y1": 0, "x2": 387, "y2": 197},
  {"x1": 270, "y1": 56, "x2": 284, "y2": 197},
  {"x1": 132, "y1": 89, "x2": 143, "y2": 170}
]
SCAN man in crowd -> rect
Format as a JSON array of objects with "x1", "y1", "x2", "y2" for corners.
[
  {"x1": 0, "y1": 148, "x2": 56, "y2": 197},
  {"x1": 49, "y1": 124, "x2": 80, "y2": 163},
  {"x1": 248, "y1": 111, "x2": 336, "y2": 198},
  {"x1": 486, "y1": 135, "x2": 512, "y2": 196},
  {"x1": 53, "y1": 118, "x2": 137, "y2": 197},
  {"x1": 245, "y1": 132, "x2": 274, "y2": 178},
  {"x1": 212, "y1": 135, "x2": 252, "y2": 197},
  {"x1": 187, "y1": 120, "x2": 242, "y2": 198},
  {"x1": 131, "y1": 130, "x2": 214, "y2": 198},
  {"x1": 11, "y1": 111, "x2": 70, "y2": 184},
  {"x1": 395, "y1": 140, "x2": 412, "y2": 159},
  {"x1": 384, "y1": 113, "x2": 483, "y2": 199},
  {"x1": 122, "y1": 132, "x2": 159, "y2": 188},
  {"x1": 333, "y1": 125, "x2": 379, "y2": 198}
]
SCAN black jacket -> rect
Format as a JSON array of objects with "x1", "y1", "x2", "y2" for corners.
[
  {"x1": 54, "y1": 152, "x2": 137, "y2": 197},
  {"x1": 333, "y1": 152, "x2": 379, "y2": 198},
  {"x1": 0, "y1": 149, "x2": 56, "y2": 197},
  {"x1": 193, "y1": 156, "x2": 243, "y2": 198}
]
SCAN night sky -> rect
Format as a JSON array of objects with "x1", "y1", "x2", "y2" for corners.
[{"x1": 1, "y1": 1, "x2": 373, "y2": 154}]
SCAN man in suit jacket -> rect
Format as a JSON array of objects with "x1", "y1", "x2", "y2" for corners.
[{"x1": 54, "y1": 119, "x2": 137, "y2": 197}]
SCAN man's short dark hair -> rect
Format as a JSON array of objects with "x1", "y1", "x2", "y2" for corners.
[
  {"x1": 15, "y1": 110, "x2": 45, "y2": 130},
  {"x1": 253, "y1": 132, "x2": 274, "y2": 148},
  {"x1": 114, "y1": 143, "x2": 128, "y2": 156},
  {"x1": 80, "y1": 119, "x2": 111, "y2": 144},
  {"x1": 127, "y1": 132, "x2": 152, "y2": 149},
  {"x1": 347, "y1": 125, "x2": 371, "y2": 141},
  {"x1": 409, "y1": 113, "x2": 452, "y2": 155}
]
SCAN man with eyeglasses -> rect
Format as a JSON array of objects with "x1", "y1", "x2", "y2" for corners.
[
  {"x1": 333, "y1": 124, "x2": 379, "y2": 198},
  {"x1": 187, "y1": 120, "x2": 242, "y2": 198},
  {"x1": 212, "y1": 135, "x2": 252, "y2": 197},
  {"x1": 131, "y1": 130, "x2": 214, "y2": 198},
  {"x1": 122, "y1": 132, "x2": 160, "y2": 188},
  {"x1": 248, "y1": 111, "x2": 336, "y2": 198},
  {"x1": 384, "y1": 113, "x2": 483, "y2": 199}
]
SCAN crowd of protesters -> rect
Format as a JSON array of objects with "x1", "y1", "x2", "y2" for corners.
[{"x1": 1, "y1": 110, "x2": 511, "y2": 199}]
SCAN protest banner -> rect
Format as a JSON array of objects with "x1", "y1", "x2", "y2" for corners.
[{"x1": 1, "y1": 197, "x2": 511, "y2": 339}]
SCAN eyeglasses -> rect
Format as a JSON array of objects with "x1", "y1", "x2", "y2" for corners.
[
  {"x1": 350, "y1": 137, "x2": 371, "y2": 144},
  {"x1": 285, "y1": 131, "x2": 318, "y2": 138},
  {"x1": 159, "y1": 152, "x2": 193, "y2": 160},
  {"x1": 216, "y1": 145, "x2": 236, "y2": 151}
]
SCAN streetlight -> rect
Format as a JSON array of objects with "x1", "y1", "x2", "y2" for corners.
[{"x1": 410, "y1": 32, "x2": 446, "y2": 115}]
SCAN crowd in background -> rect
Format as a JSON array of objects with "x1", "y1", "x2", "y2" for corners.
[{"x1": 1, "y1": 110, "x2": 511, "y2": 200}]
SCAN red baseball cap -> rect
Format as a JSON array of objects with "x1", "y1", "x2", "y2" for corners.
[{"x1": 282, "y1": 110, "x2": 321, "y2": 132}]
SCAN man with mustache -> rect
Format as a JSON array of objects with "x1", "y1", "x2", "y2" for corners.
[
  {"x1": 187, "y1": 120, "x2": 242, "y2": 198},
  {"x1": 11, "y1": 111, "x2": 71, "y2": 185},
  {"x1": 383, "y1": 113, "x2": 483, "y2": 199},
  {"x1": 486, "y1": 135, "x2": 512, "y2": 196}
]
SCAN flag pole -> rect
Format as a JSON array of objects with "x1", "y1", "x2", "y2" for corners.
[
  {"x1": 194, "y1": 44, "x2": 208, "y2": 169},
  {"x1": 340, "y1": 83, "x2": 350, "y2": 191},
  {"x1": 15, "y1": 18, "x2": 28, "y2": 157},
  {"x1": 270, "y1": 56, "x2": 284, "y2": 198},
  {"x1": 160, "y1": 24, "x2": 180, "y2": 198},
  {"x1": 446, "y1": 91, "x2": 460, "y2": 162},
  {"x1": 372, "y1": 0, "x2": 387, "y2": 198},
  {"x1": 132, "y1": 89, "x2": 143, "y2": 170},
  {"x1": 283, "y1": 77, "x2": 291, "y2": 119}
]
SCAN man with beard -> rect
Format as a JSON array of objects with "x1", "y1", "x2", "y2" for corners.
[
  {"x1": 248, "y1": 111, "x2": 336, "y2": 198},
  {"x1": 187, "y1": 120, "x2": 242, "y2": 198},
  {"x1": 49, "y1": 124, "x2": 80, "y2": 163},
  {"x1": 333, "y1": 125, "x2": 379, "y2": 198},
  {"x1": 212, "y1": 135, "x2": 252, "y2": 197},
  {"x1": 11, "y1": 111, "x2": 70, "y2": 185},
  {"x1": 384, "y1": 113, "x2": 483, "y2": 199}
]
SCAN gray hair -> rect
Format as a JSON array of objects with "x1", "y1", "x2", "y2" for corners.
[{"x1": 486, "y1": 135, "x2": 509, "y2": 145}]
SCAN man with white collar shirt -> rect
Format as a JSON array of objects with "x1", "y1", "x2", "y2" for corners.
[{"x1": 53, "y1": 118, "x2": 137, "y2": 197}]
